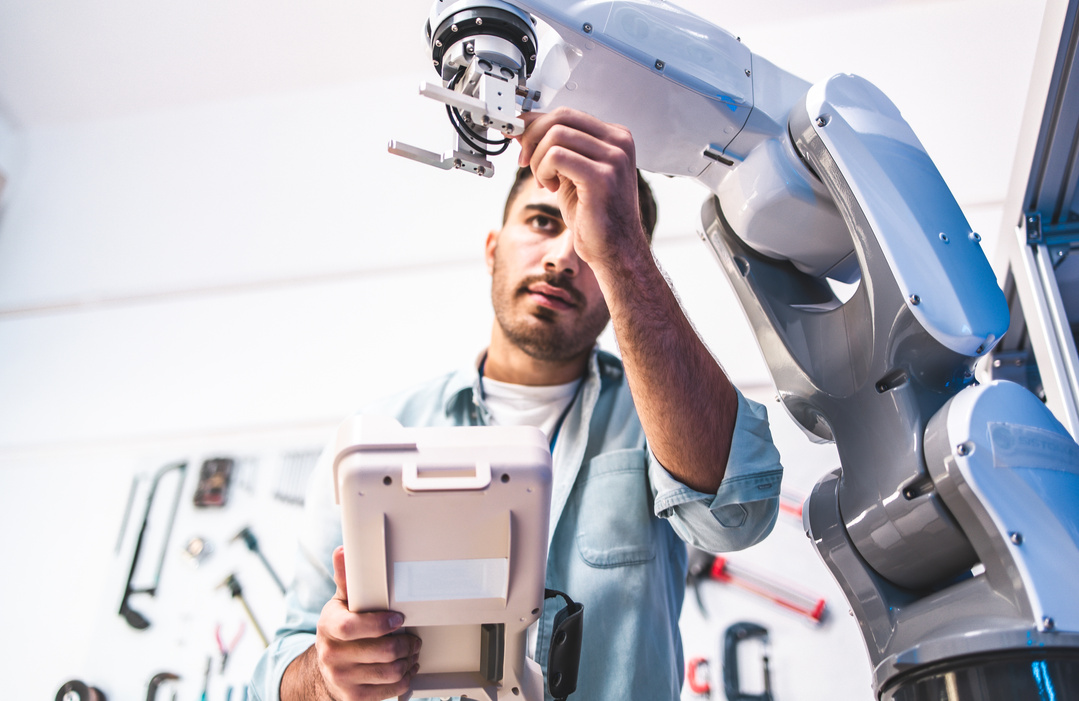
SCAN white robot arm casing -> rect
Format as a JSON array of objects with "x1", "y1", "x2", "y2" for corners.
[{"x1": 389, "y1": 1, "x2": 1079, "y2": 697}]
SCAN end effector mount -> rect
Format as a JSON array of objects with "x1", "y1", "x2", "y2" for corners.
[{"x1": 389, "y1": 0, "x2": 542, "y2": 177}]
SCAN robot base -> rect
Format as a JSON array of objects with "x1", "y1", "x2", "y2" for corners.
[{"x1": 880, "y1": 648, "x2": 1079, "y2": 700}]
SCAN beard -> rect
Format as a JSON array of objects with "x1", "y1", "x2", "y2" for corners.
[{"x1": 491, "y1": 260, "x2": 610, "y2": 363}]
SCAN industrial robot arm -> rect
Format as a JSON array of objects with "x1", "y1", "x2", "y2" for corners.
[
  {"x1": 392, "y1": 0, "x2": 948, "y2": 282},
  {"x1": 391, "y1": 1, "x2": 1079, "y2": 698}
]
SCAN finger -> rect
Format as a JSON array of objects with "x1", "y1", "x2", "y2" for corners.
[
  {"x1": 325, "y1": 666, "x2": 419, "y2": 701},
  {"x1": 327, "y1": 652, "x2": 421, "y2": 687},
  {"x1": 329, "y1": 548, "x2": 407, "y2": 634},
  {"x1": 321, "y1": 607, "x2": 408, "y2": 643},
  {"x1": 525, "y1": 125, "x2": 615, "y2": 188},
  {"x1": 316, "y1": 636, "x2": 420, "y2": 697},
  {"x1": 515, "y1": 108, "x2": 544, "y2": 163},
  {"x1": 529, "y1": 130, "x2": 634, "y2": 197},
  {"x1": 518, "y1": 107, "x2": 630, "y2": 170},
  {"x1": 355, "y1": 664, "x2": 420, "y2": 701},
  {"x1": 331, "y1": 545, "x2": 348, "y2": 602},
  {"x1": 518, "y1": 119, "x2": 604, "y2": 197},
  {"x1": 348, "y1": 632, "x2": 421, "y2": 664},
  {"x1": 532, "y1": 142, "x2": 622, "y2": 198},
  {"x1": 518, "y1": 107, "x2": 603, "y2": 162}
]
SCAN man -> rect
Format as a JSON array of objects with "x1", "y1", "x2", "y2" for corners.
[{"x1": 252, "y1": 107, "x2": 783, "y2": 700}]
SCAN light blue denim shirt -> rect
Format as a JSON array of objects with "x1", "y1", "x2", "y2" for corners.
[{"x1": 251, "y1": 349, "x2": 783, "y2": 700}]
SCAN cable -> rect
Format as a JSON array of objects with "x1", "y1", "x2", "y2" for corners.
[
  {"x1": 445, "y1": 67, "x2": 512, "y2": 157},
  {"x1": 447, "y1": 105, "x2": 512, "y2": 155}
]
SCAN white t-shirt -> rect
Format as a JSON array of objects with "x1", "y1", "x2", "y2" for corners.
[{"x1": 481, "y1": 375, "x2": 582, "y2": 446}]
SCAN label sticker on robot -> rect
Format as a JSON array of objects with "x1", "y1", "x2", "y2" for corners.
[
  {"x1": 989, "y1": 422, "x2": 1079, "y2": 474},
  {"x1": 394, "y1": 558, "x2": 509, "y2": 602}
]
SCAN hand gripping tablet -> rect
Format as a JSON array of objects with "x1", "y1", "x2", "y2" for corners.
[{"x1": 333, "y1": 415, "x2": 553, "y2": 701}]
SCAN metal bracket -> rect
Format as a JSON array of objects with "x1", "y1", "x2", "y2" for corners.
[
  {"x1": 420, "y1": 79, "x2": 524, "y2": 137},
  {"x1": 1024, "y1": 210, "x2": 1079, "y2": 253},
  {"x1": 1026, "y1": 211, "x2": 1044, "y2": 244},
  {"x1": 387, "y1": 76, "x2": 529, "y2": 177},
  {"x1": 387, "y1": 139, "x2": 495, "y2": 177}
]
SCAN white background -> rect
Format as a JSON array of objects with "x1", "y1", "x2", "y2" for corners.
[{"x1": 0, "y1": 0, "x2": 1051, "y2": 699}]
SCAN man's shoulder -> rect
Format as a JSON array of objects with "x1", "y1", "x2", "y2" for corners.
[{"x1": 362, "y1": 367, "x2": 473, "y2": 426}]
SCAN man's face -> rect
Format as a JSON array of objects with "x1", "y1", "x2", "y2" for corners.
[{"x1": 486, "y1": 178, "x2": 610, "y2": 363}]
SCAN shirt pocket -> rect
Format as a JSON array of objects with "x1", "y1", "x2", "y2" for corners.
[{"x1": 574, "y1": 448, "x2": 656, "y2": 567}]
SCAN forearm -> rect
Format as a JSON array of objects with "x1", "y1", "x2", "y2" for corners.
[
  {"x1": 513, "y1": 107, "x2": 739, "y2": 490},
  {"x1": 281, "y1": 645, "x2": 332, "y2": 701},
  {"x1": 597, "y1": 252, "x2": 738, "y2": 493}
]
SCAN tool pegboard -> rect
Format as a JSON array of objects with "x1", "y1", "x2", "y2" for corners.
[{"x1": 68, "y1": 442, "x2": 324, "y2": 701}]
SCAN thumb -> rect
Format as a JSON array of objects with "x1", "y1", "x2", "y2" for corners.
[{"x1": 331, "y1": 545, "x2": 348, "y2": 604}]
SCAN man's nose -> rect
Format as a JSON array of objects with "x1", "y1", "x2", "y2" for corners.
[{"x1": 542, "y1": 230, "x2": 579, "y2": 276}]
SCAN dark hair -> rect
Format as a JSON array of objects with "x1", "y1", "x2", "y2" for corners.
[{"x1": 502, "y1": 165, "x2": 658, "y2": 243}]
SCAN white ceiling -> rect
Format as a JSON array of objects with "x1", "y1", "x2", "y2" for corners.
[{"x1": 0, "y1": 0, "x2": 938, "y2": 128}]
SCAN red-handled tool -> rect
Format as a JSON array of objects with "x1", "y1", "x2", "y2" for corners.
[
  {"x1": 709, "y1": 555, "x2": 827, "y2": 624},
  {"x1": 686, "y1": 657, "x2": 711, "y2": 695},
  {"x1": 779, "y1": 488, "x2": 805, "y2": 521}
]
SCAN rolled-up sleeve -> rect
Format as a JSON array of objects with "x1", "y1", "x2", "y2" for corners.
[{"x1": 649, "y1": 390, "x2": 783, "y2": 552}]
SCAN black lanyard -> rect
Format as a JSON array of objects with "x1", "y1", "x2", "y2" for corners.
[
  {"x1": 477, "y1": 356, "x2": 583, "y2": 452},
  {"x1": 546, "y1": 385, "x2": 581, "y2": 452}
]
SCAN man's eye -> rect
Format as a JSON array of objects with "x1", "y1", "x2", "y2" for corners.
[{"x1": 529, "y1": 215, "x2": 558, "y2": 231}]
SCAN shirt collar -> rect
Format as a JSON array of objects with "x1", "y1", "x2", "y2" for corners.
[{"x1": 441, "y1": 346, "x2": 623, "y2": 418}]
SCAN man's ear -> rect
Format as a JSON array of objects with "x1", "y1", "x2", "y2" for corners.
[{"x1": 484, "y1": 229, "x2": 498, "y2": 275}]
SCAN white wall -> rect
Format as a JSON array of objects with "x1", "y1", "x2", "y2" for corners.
[{"x1": 0, "y1": 1, "x2": 1048, "y2": 698}]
